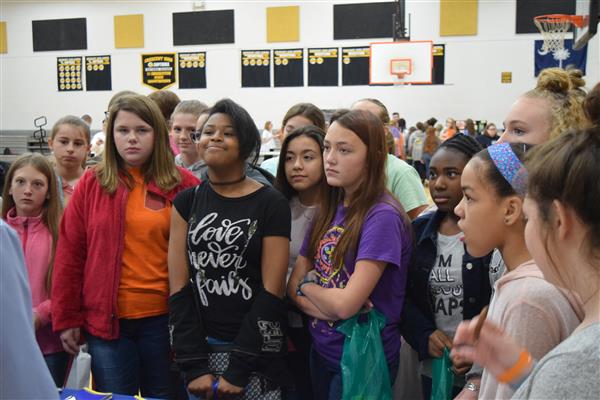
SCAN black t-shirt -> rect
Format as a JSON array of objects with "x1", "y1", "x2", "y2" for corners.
[{"x1": 173, "y1": 181, "x2": 291, "y2": 341}]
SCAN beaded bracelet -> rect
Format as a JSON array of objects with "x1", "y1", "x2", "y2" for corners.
[
  {"x1": 497, "y1": 350, "x2": 533, "y2": 384},
  {"x1": 296, "y1": 279, "x2": 315, "y2": 296}
]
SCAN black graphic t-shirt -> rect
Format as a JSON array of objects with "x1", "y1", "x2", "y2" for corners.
[{"x1": 173, "y1": 182, "x2": 291, "y2": 341}]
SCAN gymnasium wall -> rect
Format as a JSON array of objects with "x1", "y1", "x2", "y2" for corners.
[{"x1": 1, "y1": 0, "x2": 598, "y2": 131}]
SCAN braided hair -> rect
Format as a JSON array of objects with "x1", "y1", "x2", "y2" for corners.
[{"x1": 437, "y1": 134, "x2": 483, "y2": 160}]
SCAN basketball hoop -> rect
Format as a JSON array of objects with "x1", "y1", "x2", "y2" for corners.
[
  {"x1": 389, "y1": 58, "x2": 412, "y2": 82},
  {"x1": 534, "y1": 14, "x2": 585, "y2": 54},
  {"x1": 370, "y1": 41, "x2": 432, "y2": 85}
]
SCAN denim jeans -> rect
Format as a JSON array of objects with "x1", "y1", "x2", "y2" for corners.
[
  {"x1": 423, "y1": 153, "x2": 433, "y2": 180},
  {"x1": 86, "y1": 314, "x2": 170, "y2": 398},
  {"x1": 309, "y1": 347, "x2": 398, "y2": 400},
  {"x1": 44, "y1": 351, "x2": 70, "y2": 387}
]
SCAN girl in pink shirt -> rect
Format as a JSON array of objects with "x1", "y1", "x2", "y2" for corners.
[
  {"x1": 452, "y1": 101, "x2": 600, "y2": 399},
  {"x1": 454, "y1": 143, "x2": 582, "y2": 399},
  {"x1": 1, "y1": 153, "x2": 64, "y2": 386}
]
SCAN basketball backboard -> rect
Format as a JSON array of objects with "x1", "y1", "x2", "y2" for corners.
[
  {"x1": 369, "y1": 41, "x2": 433, "y2": 85},
  {"x1": 574, "y1": 0, "x2": 599, "y2": 49}
]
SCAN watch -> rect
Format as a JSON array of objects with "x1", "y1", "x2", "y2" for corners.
[{"x1": 465, "y1": 382, "x2": 479, "y2": 392}]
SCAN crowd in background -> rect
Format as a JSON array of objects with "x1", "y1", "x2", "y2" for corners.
[{"x1": 1, "y1": 67, "x2": 599, "y2": 400}]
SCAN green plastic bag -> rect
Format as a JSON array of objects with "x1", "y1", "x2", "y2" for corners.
[
  {"x1": 336, "y1": 309, "x2": 392, "y2": 400},
  {"x1": 431, "y1": 347, "x2": 455, "y2": 400}
]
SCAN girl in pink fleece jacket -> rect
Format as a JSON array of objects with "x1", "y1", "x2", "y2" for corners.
[
  {"x1": 1, "y1": 153, "x2": 64, "y2": 386},
  {"x1": 453, "y1": 142, "x2": 582, "y2": 400}
]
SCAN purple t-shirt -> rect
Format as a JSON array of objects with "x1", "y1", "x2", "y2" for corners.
[{"x1": 299, "y1": 199, "x2": 411, "y2": 365}]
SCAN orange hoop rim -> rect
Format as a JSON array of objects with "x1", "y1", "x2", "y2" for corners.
[
  {"x1": 534, "y1": 14, "x2": 585, "y2": 28},
  {"x1": 390, "y1": 58, "x2": 412, "y2": 80}
]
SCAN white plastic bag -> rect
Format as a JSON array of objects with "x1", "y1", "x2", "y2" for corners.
[{"x1": 64, "y1": 344, "x2": 91, "y2": 389}]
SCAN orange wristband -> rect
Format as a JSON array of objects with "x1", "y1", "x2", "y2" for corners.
[{"x1": 497, "y1": 350, "x2": 533, "y2": 383}]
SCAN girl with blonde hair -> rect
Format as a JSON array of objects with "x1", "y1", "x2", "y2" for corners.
[{"x1": 51, "y1": 94, "x2": 199, "y2": 397}]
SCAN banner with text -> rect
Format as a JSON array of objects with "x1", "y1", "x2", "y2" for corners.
[
  {"x1": 241, "y1": 50, "x2": 271, "y2": 87},
  {"x1": 342, "y1": 47, "x2": 369, "y2": 86},
  {"x1": 308, "y1": 48, "x2": 338, "y2": 86},
  {"x1": 57, "y1": 57, "x2": 83, "y2": 92},
  {"x1": 85, "y1": 55, "x2": 111, "y2": 91},
  {"x1": 178, "y1": 52, "x2": 207, "y2": 89},
  {"x1": 274, "y1": 49, "x2": 303, "y2": 87},
  {"x1": 142, "y1": 53, "x2": 176, "y2": 90}
]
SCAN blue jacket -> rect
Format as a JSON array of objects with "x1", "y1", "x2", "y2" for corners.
[{"x1": 400, "y1": 210, "x2": 492, "y2": 361}]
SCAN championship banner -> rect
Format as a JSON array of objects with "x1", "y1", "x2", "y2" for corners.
[
  {"x1": 178, "y1": 52, "x2": 207, "y2": 89},
  {"x1": 241, "y1": 50, "x2": 270, "y2": 88},
  {"x1": 274, "y1": 49, "x2": 303, "y2": 87},
  {"x1": 432, "y1": 44, "x2": 445, "y2": 85},
  {"x1": 85, "y1": 55, "x2": 111, "y2": 91},
  {"x1": 142, "y1": 53, "x2": 176, "y2": 90},
  {"x1": 308, "y1": 48, "x2": 338, "y2": 86},
  {"x1": 57, "y1": 57, "x2": 83, "y2": 92},
  {"x1": 342, "y1": 47, "x2": 369, "y2": 86}
]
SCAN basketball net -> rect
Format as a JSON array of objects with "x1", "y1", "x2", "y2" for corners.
[{"x1": 534, "y1": 14, "x2": 583, "y2": 55}]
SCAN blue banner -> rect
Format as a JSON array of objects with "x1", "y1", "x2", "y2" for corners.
[{"x1": 534, "y1": 39, "x2": 587, "y2": 76}]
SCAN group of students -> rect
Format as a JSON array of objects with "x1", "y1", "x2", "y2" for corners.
[
  {"x1": 398, "y1": 67, "x2": 596, "y2": 400},
  {"x1": 402, "y1": 115, "x2": 505, "y2": 184},
  {"x1": 1, "y1": 66, "x2": 598, "y2": 400}
]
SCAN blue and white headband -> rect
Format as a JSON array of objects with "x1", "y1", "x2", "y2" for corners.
[{"x1": 487, "y1": 143, "x2": 528, "y2": 195}]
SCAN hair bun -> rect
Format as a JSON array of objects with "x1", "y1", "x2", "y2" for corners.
[
  {"x1": 566, "y1": 68, "x2": 586, "y2": 90},
  {"x1": 536, "y1": 68, "x2": 572, "y2": 95}
]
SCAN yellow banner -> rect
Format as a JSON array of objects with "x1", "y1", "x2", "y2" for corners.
[
  {"x1": 267, "y1": 6, "x2": 300, "y2": 43},
  {"x1": 440, "y1": 0, "x2": 478, "y2": 36}
]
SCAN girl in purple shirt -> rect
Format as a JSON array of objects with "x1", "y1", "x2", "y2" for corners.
[{"x1": 288, "y1": 109, "x2": 412, "y2": 400}]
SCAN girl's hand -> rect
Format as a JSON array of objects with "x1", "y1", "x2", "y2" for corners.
[
  {"x1": 60, "y1": 327, "x2": 81, "y2": 355},
  {"x1": 217, "y1": 376, "x2": 244, "y2": 398},
  {"x1": 452, "y1": 317, "x2": 523, "y2": 378},
  {"x1": 188, "y1": 374, "x2": 216, "y2": 399},
  {"x1": 450, "y1": 354, "x2": 472, "y2": 376},
  {"x1": 428, "y1": 329, "x2": 453, "y2": 358}
]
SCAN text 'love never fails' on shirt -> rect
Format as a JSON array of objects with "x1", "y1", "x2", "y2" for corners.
[{"x1": 173, "y1": 182, "x2": 291, "y2": 341}]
